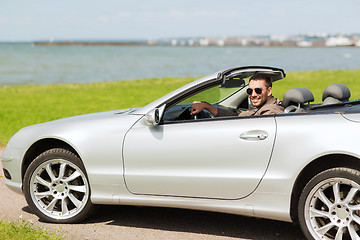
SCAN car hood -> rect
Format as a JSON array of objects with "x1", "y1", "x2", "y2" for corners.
[
  {"x1": 46, "y1": 108, "x2": 135, "y2": 123},
  {"x1": 6, "y1": 108, "x2": 141, "y2": 149}
]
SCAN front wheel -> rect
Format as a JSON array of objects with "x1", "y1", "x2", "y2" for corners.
[
  {"x1": 24, "y1": 148, "x2": 93, "y2": 223},
  {"x1": 298, "y1": 168, "x2": 360, "y2": 240}
]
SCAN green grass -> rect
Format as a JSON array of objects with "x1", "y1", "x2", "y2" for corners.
[
  {"x1": 0, "y1": 70, "x2": 360, "y2": 146},
  {"x1": 0, "y1": 77, "x2": 196, "y2": 146},
  {"x1": 0, "y1": 220, "x2": 64, "y2": 240}
]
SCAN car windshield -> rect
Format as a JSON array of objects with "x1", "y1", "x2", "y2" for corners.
[
  {"x1": 178, "y1": 84, "x2": 243, "y2": 105},
  {"x1": 179, "y1": 75, "x2": 250, "y2": 105}
]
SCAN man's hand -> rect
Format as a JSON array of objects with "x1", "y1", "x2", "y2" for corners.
[
  {"x1": 190, "y1": 101, "x2": 207, "y2": 115},
  {"x1": 190, "y1": 101, "x2": 218, "y2": 116}
]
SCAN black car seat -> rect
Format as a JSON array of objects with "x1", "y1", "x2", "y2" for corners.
[
  {"x1": 282, "y1": 87, "x2": 314, "y2": 113},
  {"x1": 322, "y1": 83, "x2": 351, "y2": 105}
]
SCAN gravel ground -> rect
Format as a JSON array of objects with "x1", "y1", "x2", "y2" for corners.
[{"x1": 0, "y1": 146, "x2": 306, "y2": 240}]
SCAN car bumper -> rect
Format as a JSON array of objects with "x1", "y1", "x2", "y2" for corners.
[{"x1": 1, "y1": 144, "x2": 25, "y2": 195}]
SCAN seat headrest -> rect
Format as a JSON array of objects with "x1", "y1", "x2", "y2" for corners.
[
  {"x1": 282, "y1": 87, "x2": 314, "y2": 107},
  {"x1": 322, "y1": 83, "x2": 351, "y2": 101}
]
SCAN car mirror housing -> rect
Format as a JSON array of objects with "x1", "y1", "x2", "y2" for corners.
[{"x1": 145, "y1": 105, "x2": 165, "y2": 126}]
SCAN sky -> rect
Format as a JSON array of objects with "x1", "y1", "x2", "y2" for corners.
[{"x1": 1, "y1": 0, "x2": 359, "y2": 42}]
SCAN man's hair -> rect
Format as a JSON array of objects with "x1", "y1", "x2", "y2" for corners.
[{"x1": 249, "y1": 73, "x2": 272, "y2": 88}]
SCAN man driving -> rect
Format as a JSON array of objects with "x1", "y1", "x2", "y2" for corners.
[{"x1": 190, "y1": 73, "x2": 284, "y2": 117}]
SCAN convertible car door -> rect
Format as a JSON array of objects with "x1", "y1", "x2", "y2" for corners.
[{"x1": 123, "y1": 116, "x2": 276, "y2": 199}]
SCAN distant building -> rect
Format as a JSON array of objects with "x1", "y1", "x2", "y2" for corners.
[
  {"x1": 297, "y1": 41, "x2": 313, "y2": 47},
  {"x1": 325, "y1": 36, "x2": 353, "y2": 46},
  {"x1": 217, "y1": 39, "x2": 225, "y2": 46},
  {"x1": 199, "y1": 38, "x2": 209, "y2": 46}
]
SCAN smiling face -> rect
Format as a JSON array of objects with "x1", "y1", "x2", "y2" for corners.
[{"x1": 248, "y1": 79, "x2": 272, "y2": 108}]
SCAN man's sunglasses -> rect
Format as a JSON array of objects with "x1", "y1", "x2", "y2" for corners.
[{"x1": 246, "y1": 88, "x2": 263, "y2": 95}]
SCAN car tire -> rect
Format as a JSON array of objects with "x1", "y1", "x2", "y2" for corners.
[
  {"x1": 298, "y1": 167, "x2": 360, "y2": 240},
  {"x1": 23, "y1": 148, "x2": 93, "y2": 223}
]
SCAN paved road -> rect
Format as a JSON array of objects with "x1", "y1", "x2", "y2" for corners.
[{"x1": 0, "y1": 147, "x2": 305, "y2": 240}]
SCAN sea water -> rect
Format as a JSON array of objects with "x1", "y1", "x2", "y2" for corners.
[{"x1": 0, "y1": 43, "x2": 360, "y2": 86}]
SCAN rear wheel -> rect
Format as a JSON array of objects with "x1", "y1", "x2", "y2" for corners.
[
  {"x1": 298, "y1": 168, "x2": 360, "y2": 240},
  {"x1": 24, "y1": 148, "x2": 93, "y2": 223}
]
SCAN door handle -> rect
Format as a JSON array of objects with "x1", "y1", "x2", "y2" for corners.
[{"x1": 240, "y1": 130, "x2": 268, "y2": 141}]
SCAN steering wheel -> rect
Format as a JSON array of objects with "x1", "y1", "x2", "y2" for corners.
[
  {"x1": 175, "y1": 106, "x2": 214, "y2": 121},
  {"x1": 191, "y1": 109, "x2": 214, "y2": 120},
  {"x1": 192, "y1": 113, "x2": 200, "y2": 120}
]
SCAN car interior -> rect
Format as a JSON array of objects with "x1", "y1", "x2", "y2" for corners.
[{"x1": 283, "y1": 82, "x2": 359, "y2": 114}]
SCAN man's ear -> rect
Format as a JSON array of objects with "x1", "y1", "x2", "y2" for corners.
[{"x1": 267, "y1": 87, "x2": 272, "y2": 97}]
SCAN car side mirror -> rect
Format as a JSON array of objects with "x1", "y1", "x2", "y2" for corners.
[{"x1": 145, "y1": 105, "x2": 165, "y2": 126}]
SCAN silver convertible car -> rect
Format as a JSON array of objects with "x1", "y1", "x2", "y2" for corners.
[{"x1": 2, "y1": 66, "x2": 360, "y2": 240}]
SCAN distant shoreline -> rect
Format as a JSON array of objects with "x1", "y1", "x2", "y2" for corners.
[
  {"x1": 2, "y1": 32, "x2": 360, "y2": 47},
  {"x1": 31, "y1": 41, "x2": 360, "y2": 47},
  {"x1": 34, "y1": 41, "x2": 152, "y2": 46}
]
